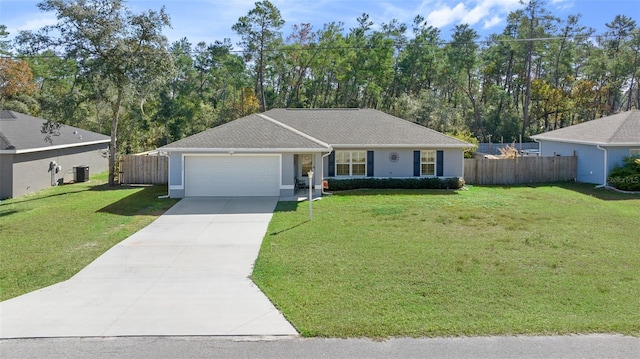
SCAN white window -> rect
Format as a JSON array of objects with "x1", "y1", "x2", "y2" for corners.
[
  {"x1": 630, "y1": 149, "x2": 640, "y2": 157},
  {"x1": 336, "y1": 151, "x2": 366, "y2": 176},
  {"x1": 301, "y1": 154, "x2": 313, "y2": 176},
  {"x1": 421, "y1": 150, "x2": 436, "y2": 176}
]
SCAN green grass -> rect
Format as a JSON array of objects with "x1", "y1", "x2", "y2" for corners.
[
  {"x1": 252, "y1": 183, "x2": 640, "y2": 338},
  {"x1": 0, "y1": 173, "x2": 179, "y2": 301}
]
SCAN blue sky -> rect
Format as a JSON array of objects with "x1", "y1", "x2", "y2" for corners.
[{"x1": 2, "y1": 0, "x2": 639, "y2": 49}]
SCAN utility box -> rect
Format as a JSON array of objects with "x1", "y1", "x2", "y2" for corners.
[{"x1": 74, "y1": 165, "x2": 89, "y2": 182}]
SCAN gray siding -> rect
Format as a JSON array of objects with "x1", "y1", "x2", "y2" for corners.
[
  {"x1": 607, "y1": 147, "x2": 635, "y2": 172},
  {"x1": 442, "y1": 149, "x2": 464, "y2": 177},
  {"x1": 0, "y1": 154, "x2": 13, "y2": 199},
  {"x1": 373, "y1": 149, "x2": 414, "y2": 177},
  {"x1": 168, "y1": 152, "x2": 183, "y2": 187},
  {"x1": 281, "y1": 153, "x2": 294, "y2": 186},
  {"x1": 167, "y1": 152, "x2": 185, "y2": 198},
  {"x1": 9, "y1": 143, "x2": 108, "y2": 198},
  {"x1": 538, "y1": 141, "x2": 604, "y2": 184},
  {"x1": 538, "y1": 140, "x2": 637, "y2": 184}
]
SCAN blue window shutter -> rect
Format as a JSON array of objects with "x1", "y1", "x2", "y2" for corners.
[
  {"x1": 436, "y1": 150, "x2": 444, "y2": 176},
  {"x1": 367, "y1": 151, "x2": 374, "y2": 177},
  {"x1": 413, "y1": 151, "x2": 420, "y2": 176},
  {"x1": 328, "y1": 151, "x2": 335, "y2": 177}
]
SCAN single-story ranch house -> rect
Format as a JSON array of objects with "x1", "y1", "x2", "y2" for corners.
[
  {"x1": 0, "y1": 110, "x2": 110, "y2": 199},
  {"x1": 160, "y1": 108, "x2": 473, "y2": 198},
  {"x1": 531, "y1": 110, "x2": 640, "y2": 185}
]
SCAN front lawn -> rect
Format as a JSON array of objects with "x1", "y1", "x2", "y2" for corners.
[
  {"x1": 252, "y1": 184, "x2": 640, "y2": 337},
  {"x1": 0, "y1": 174, "x2": 178, "y2": 301}
]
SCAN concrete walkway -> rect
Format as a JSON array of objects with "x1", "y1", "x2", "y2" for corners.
[{"x1": 0, "y1": 197, "x2": 297, "y2": 338}]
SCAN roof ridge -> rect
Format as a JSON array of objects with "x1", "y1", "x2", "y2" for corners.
[{"x1": 256, "y1": 113, "x2": 332, "y2": 149}]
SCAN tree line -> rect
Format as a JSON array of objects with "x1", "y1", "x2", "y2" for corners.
[{"x1": 0, "y1": 0, "x2": 638, "y2": 183}]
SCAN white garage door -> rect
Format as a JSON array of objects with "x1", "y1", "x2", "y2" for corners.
[{"x1": 185, "y1": 155, "x2": 281, "y2": 197}]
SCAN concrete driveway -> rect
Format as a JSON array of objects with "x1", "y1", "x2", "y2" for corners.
[{"x1": 0, "y1": 197, "x2": 297, "y2": 338}]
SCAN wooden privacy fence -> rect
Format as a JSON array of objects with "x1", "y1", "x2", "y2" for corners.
[
  {"x1": 464, "y1": 156, "x2": 577, "y2": 185},
  {"x1": 119, "y1": 154, "x2": 168, "y2": 184}
]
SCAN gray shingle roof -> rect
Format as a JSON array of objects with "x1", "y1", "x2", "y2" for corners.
[
  {"x1": 0, "y1": 110, "x2": 110, "y2": 152},
  {"x1": 162, "y1": 108, "x2": 471, "y2": 151},
  {"x1": 531, "y1": 110, "x2": 640, "y2": 146},
  {"x1": 264, "y1": 108, "x2": 470, "y2": 147},
  {"x1": 161, "y1": 113, "x2": 331, "y2": 150}
]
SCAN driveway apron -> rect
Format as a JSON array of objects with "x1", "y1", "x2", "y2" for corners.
[{"x1": 0, "y1": 197, "x2": 297, "y2": 338}]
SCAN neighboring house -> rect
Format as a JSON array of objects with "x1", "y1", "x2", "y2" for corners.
[
  {"x1": 531, "y1": 110, "x2": 640, "y2": 185},
  {"x1": 0, "y1": 110, "x2": 110, "y2": 199},
  {"x1": 160, "y1": 108, "x2": 472, "y2": 198}
]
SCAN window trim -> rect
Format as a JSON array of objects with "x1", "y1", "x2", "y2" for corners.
[
  {"x1": 420, "y1": 150, "x2": 436, "y2": 176},
  {"x1": 335, "y1": 151, "x2": 367, "y2": 177},
  {"x1": 630, "y1": 149, "x2": 640, "y2": 157}
]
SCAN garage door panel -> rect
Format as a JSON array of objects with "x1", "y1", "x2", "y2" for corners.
[{"x1": 185, "y1": 156, "x2": 280, "y2": 197}]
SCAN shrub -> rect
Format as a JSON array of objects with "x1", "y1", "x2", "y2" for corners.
[
  {"x1": 326, "y1": 177, "x2": 465, "y2": 191},
  {"x1": 608, "y1": 156, "x2": 640, "y2": 191},
  {"x1": 447, "y1": 129, "x2": 478, "y2": 158}
]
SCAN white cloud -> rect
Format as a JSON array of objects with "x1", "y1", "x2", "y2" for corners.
[
  {"x1": 426, "y1": 3, "x2": 468, "y2": 28},
  {"x1": 4, "y1": 12, "x2": 57, "y2": 39},
  {"x1": 15, "y1": 15, "x2": 58, "y2": 32},
  {"x1": 461, "y1": 3, "x2": 491, "y2": 25},
  {"x1": 550, "y1": 0, "x2": 574, "y2": 10},
  {"x1": 424, "y1": 0, "x2": 523, "y2": 31},
  {"x1": 483, "y1": 15, "x2": 503, "y2": 29}
]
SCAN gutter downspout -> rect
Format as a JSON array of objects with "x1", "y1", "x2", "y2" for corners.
[
  {"x1": 596, "y1": 145, "x2": 608, "y2": 188},
  {"x1": 321, "y1": 149, "x2": 333, "y2": 195}
]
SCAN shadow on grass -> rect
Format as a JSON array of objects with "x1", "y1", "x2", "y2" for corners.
[
  {"x1": 0, "y1": 209, "x2": 20, "y2": 218},
  {"x1": 473, "y1": 181, "x2": 640, "y2": 201},
  {"x1": 269, "y1": 220, "x2": 310, "y2": 236},
  {"x1": 274, "y1": 201, "x2": 299, "y2": 212},
  {"x1": 97, "y1": 185, "x2": 176, "y2": 216},
  {"x1": 0, "y1": 186, "x2": 89, "y2": 206},
  {"x1": 555, "y1": 183, "x2": 640, "y2": 201},
  {"x1": 0, "y1": 180, "x2": 141, "y2": 207}
]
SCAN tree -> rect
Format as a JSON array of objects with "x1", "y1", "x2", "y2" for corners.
[
  {"x1": 519, "y1": 0, "x2": 555, "y2": 139},
  {"x1": 283, "y1": 23, "x2": 318, "y2": 107},
  {"x1": 0, "y1": 25, "x2": 11, "y2": 55},
  {"x1": 305, "y1": 21, "x2": 348, "y2": 108},
  {"x1": 602, "y1": 15, "x2": 637, "y2": 112},
  {"x1": 23, "y1": 50, "x2": 91, "y2": 128},
  {"x1": 397, "y1": 16, "x2": 442, "y2": 96},
  {"x1": 0, "y1": 59, "x2": 38, "y2": 100},
  {"x1": 232, "y1": 0, "x2": 284, "y2": 112},
  {"x1": 17, "y1": 0, "x2": 173, "y2": 186},
  {"x1": 0, "y1": 58, "x2": 38, "y2": 112},
  {"x1": 445, "y1": 24, "x2": 482, "y2": 138}
]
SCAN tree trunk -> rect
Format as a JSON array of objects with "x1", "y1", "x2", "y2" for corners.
[{"x1": 108, "y1": 90, "x2": 123, "y2": 186}]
